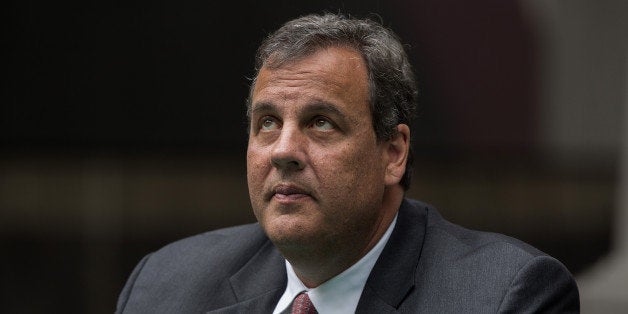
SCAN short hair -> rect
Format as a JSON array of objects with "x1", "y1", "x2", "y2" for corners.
[{"x1": 247, "y1": 13, "x2": 418, "y2": 190}]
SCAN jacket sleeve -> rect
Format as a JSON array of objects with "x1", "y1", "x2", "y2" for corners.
[
  {"x1": 497, "y1": 255, "x2": 580, "y2": 313},
  {"x1": 115, "y1": 253, "x2": 152, "y2": 314}
]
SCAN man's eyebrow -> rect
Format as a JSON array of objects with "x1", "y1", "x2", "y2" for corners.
[
  {"x1": 251, "y1": 101, "x2": 347, "y2": 118},
  {"x1": 250, "y1": 102, "x2": 277, "y2": 116},
  {"x1": 302, "y1": 101, "x2": 346, "y2": 118}
]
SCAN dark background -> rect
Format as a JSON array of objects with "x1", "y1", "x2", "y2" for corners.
[{"x1": 2, "y1": 0, "x2": 626, "y2": 313}]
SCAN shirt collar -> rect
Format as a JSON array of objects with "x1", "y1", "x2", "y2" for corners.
[{"x1": 273, "y1": 214, "x2": 398, "y2": 314}]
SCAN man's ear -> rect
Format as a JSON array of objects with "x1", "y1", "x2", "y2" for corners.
[{"x1": 384, "y1": 124, "x2": 410, "y2": 186}]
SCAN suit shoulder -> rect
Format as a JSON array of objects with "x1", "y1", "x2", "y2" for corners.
[
  {"x1": 122, "y1": 223, "x2": 270, "y2": 289},
  {"x1": 403, "y1": 199, "x2": 578, "y2": 312},
  {"x1": 405, "y1": 198, "x2": 572, "y2": 284},
  {"x1": 149, "y1": 223, "x2": 269, "y2": 268},
  {"x1": 116, "y1": 223, "x2": 276, "y2": 313},
  {"x1": 415, "y1": 199, "x2": 546, "y2": 262}
]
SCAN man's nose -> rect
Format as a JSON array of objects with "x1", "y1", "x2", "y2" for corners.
[{"x1": 270, "y1": 125, "x2": 306, "y2": 171}]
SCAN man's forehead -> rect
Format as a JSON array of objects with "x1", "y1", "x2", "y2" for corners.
[
  {"x1": 253, "y1": 46, "x2": 368, "y2": 98},
  {"x1": 263, "y1": 44, "x2": 365, "y2": 70}
]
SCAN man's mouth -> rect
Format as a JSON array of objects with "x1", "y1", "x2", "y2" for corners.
[{"x1": 271, "y1": 184, "x2": 312, "y2": 202}]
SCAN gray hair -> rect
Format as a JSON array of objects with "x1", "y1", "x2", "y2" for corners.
[{"x1": 247, "y1": 13, "x2": 418, "y2": 190}]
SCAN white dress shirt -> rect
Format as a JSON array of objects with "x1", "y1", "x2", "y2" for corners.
[{"x1": 272, "y1": 214, "x2": 398, "y2": 314}]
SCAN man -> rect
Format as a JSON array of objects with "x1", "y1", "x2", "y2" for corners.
[{"x1": 116, "y1": 14, "x2": 579, "y2": 313}]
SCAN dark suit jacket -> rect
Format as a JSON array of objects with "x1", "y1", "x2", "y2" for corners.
[{"x1": 116, "y1": 198, "x2": 579, "y2": 313}]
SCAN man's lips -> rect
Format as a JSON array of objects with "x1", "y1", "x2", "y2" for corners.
[{"x1": 269, "y1": 184, "x2": 312, "y2": 202}]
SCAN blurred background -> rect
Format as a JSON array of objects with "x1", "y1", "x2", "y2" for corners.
[{"x1": 2, "y1": 0, "x2": 627, "y2": 312}]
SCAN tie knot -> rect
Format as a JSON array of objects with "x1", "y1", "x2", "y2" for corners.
[{"x1": 291, "y1": 292, "x2": 318, "y2": 314}]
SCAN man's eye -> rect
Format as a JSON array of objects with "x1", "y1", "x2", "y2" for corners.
[
  {"x1": 312, "y1": 118, "x2": 334, "y2": 131},
  {"x1": 260, "y1": 117, "x2": 279, "y2": 131}
]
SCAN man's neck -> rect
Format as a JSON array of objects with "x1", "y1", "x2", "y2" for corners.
[{"x1": 284, "y1": 185, "x2": 404, "y2": 288}]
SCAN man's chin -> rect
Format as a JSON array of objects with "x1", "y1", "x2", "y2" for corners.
[{"x1": 262, "y1": 218, "x2": 317, "y2": 247}]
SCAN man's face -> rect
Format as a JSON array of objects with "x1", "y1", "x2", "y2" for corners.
[{"x1": 247, "y1": 46, "x2": 391, "y2": 254}]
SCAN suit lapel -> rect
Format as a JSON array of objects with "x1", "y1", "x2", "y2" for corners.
[
  {"x1": 356, "y1": 199, "x2": 428, "y2": 313},
  {"x1": 208, "y1": 237, "x2": 287, "y2": 313}
]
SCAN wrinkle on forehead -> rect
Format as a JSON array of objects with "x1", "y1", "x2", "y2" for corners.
[{"x1": 252, "y1": 46, "x2": 369, "y2": 107}]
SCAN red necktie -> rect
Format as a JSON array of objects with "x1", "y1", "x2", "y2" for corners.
[{"x1": 291, "y1": 292, "x2": 318, "y2": 314}]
